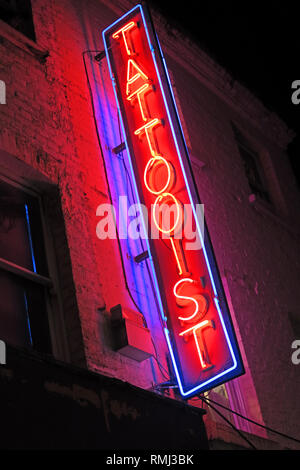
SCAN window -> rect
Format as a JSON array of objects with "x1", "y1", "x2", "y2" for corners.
[
  {"x1": 203, "y1": 382, "x2": 252, "y2": 433},
  {"x1": 0, "y1": 177, "x2": 52, "y2": 353},
  {"x1": 0, "y1": 0, "x2": 35, "y2": 41},
  {"x1": 233, "y1": 125, "x2": 271, "y2": 204}
]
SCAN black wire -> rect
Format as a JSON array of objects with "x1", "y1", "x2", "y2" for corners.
[
  {"x1": 115, "y1": 143, "x2": 171, "y2": 381},
  {"x1": 83, "y1": 50, "x2": 169, "y2": 380},
  {"x1": 150, "y1": 337, "x2": 169, "y2": 380},
  {"x1": 115, "y1": 105, "x2": 166, "y2": 331},
  {"x1": 116, "y1": 113, "x2": 167, "y2": 332},
  {"x1": 116, "y1": 116, "x2": 171, "y2": 381},
  {"x1": 82, "y1": 50, "x2": 146, "y2": 319},
  {"x1": 199, "y1": 395, "x2": 257, "y2": 450},
  {"x1": 84, "y1": 50, "x2": 300, "y2": 450},
  {"x1": 194, "y1": 393, "x2": 300, "y2": 446}
]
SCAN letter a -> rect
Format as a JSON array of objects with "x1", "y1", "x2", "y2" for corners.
[{"x1": 126, "y1": 59, "x2": 148, "y2": 97}]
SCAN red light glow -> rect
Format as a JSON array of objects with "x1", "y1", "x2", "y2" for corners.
[{"x1": 103, "y1": 5, "x2": 244, "y2": 396}]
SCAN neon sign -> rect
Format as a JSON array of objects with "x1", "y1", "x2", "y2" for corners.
[{"x1": 103, "y1": 4, "x2": 244, "y2": 397}]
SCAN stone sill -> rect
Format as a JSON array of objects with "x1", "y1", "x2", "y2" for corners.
[{"x1": 0, "y1": 19, "x2": 49, "y2": 64}]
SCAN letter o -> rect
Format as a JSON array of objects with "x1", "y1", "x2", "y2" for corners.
[
  {"x1": 153, "y1": 192, "x2": 183, "y2": 235},
  {"x1": 144, "y1": 156, "x2": 175, "y2": 195}
]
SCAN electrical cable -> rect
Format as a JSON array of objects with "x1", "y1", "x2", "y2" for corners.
[
  {"x1": 115, "y1": 115, "x2": 171, "y2": 378},
  {"x1": 150, "y1": 337, "x2": 170, "y2": 380},
  {"x1": 83, "y1": 50, "x2": 169, "y2": 381},
  {"x1": 115, "y1": 113, "x2": 168, "y2": 333},
  {"x1": 199, "y1": 395, "x2": 257, "y2": 450},
  {"x1": 82, "y1": 50, "x2": 146, "y2": 319},
  {"x1": 115, "y1": 85, "x2": 167, "y2": 336},
  {"x1": 83, "y1": 50, "x2": 300, "y2": 451},
  {"x1": 192, "y1": 393, "x2": 300, "y2": 446}
]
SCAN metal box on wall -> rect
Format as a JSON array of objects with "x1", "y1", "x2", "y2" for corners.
[{"x1": 110, "y1": 304, "x2": 153, "y2": 362}]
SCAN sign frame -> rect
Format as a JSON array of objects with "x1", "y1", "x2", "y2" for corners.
[{"x1": 102, "y1": 3, "x2": 244, "y2": 397}]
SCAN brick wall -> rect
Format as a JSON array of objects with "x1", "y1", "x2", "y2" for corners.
[
  {"x1": 161, "y1": 24, "x2": 300, "y2": 446},
  {"x1": 0, "y1": 0, "x2": 299, "y2": 449}
]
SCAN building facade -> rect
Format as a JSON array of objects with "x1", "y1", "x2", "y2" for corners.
[{"x1": 0, "y1": 0, "x2": 299, "y2": 450}]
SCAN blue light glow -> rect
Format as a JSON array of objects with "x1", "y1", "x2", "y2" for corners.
[
  {"x1": 24, "y1": 204, "x2": 37, "y2": 273},
  {"x1": 23, "y1": 290, "x2": 33, "y2": 346},
  {"x1": 102, "y1": 4, "x2": 242, "y2": 396}
]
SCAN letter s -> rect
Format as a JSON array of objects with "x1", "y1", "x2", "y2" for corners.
[
  {"x1": 291, "y1": 80, "x2": 300, "y2": 105},
  {"x1": 173, "y1": 278, "x2": 208, "y2": 323},
  {"x1": 291, "y1": 340, "x2": 300, "y2": 365}
]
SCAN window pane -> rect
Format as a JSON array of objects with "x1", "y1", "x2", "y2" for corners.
[
  {"x1": 0, "y1": 0, "x2": 36, "y2": 41},
  {"x1": 0, "y1": 269, "x2": 51, "y2": 353},
  {"x1": 0, "y1": 179, "x2": 48, "y2": 276},
  {"x1": 238, "y1": 145, "x2": 270, "y2": 203}
]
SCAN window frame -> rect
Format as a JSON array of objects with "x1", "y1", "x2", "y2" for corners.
[
  {"x1": 236, "y1": 139, "x2": 271, "y2": 203},
  {"x1": 0, "y1": 0, "x2": 36, "y2": 42},
  {"x1": 232, "y1": 125, "x2": 272, "y2": 207},
  {"x1": 0, "y1": 173, "x2": 70, "y2": 361}
]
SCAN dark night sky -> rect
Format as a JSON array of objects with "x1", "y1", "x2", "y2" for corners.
[{"x1": 148, "y1": 0, "x2": 300, "y2": 187}]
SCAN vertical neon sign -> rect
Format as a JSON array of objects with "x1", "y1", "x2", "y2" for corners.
[{"x1": 103, "y1": 4, "x2": 244, "y2": 397}]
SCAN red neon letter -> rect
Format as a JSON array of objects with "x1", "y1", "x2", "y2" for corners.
[
  {"x1": 126, "y1": 59, "x2": 149, "y2": 97},
  {"x1": 144, "y1": 156, "x2": 175, "y2": 195},
  {"x1": 179, "y1": 320, "x2": 214, "y2": 370},
  {"x1": 127, "y1": 83, "x2": 151, "y2": 121},
  {"x1": 134, "y1": 118, "x2": 161, "y2": 157},
  {"x1": 170, "y1": 238, "x2": 190, "y2": 276},
  {"x1": 112, "y1": 21, "x2": 136, "y2": 55},
  {"x1": 153, "y1": 193, "x2": 183, "y2": 235},
  {"x1": 174, "y1": 278, "x2": 208, "y2": 322}
]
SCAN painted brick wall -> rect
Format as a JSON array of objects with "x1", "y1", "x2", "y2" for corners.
[
  {"x1": 0, "y1": 0, "x2": 299, "y2": 449},
  {"x1": 161, "y1": 29, "x2": 300, "y2": 447}
]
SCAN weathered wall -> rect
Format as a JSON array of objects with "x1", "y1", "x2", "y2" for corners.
[
  {"x1": 161, "y1": 26, "x2": 300, "y2": 446},
  {"x1": 0, "y1": 0, "x2": 299, "y2": 449},
  {"x1": 0, "y1": 345, "x2": 208, "y2": 449}
]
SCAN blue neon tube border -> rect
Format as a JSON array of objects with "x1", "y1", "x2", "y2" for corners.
[
  {"x1": 102, "y1": 3, "x2": 238, "y2": 396},
  {"x1": 138, "y1": 5, "x2": 238, "y2": 395},
  {"x1": 25, "y1": 203, "x2": 37, "y2": 273},
  {"x1": 102, "y1": 5, "x2": 167, "y2": 325}
]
